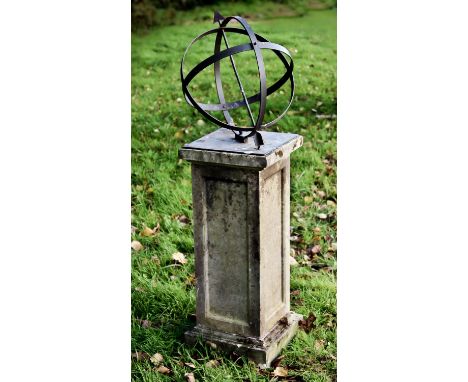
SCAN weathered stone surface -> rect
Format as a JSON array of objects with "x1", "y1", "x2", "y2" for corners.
[
  {"x1": 179, "y1": 128, "x2": 303, "y2": 169},
  {"x1": 205, "y1": 178, "x2": 249, "y2": 327},
  {"x1": 185, "y1": 312, "x2": 303, "y2": 367},
  {"x1": 259, "y1": 164, "x2": 290, "y2": 334},
  {"x1": 191, "y1": 164, "x2": 261, "y2": 336},
  {"x1": 180, "y1": 129, "x2": 303, "y2": 365}
]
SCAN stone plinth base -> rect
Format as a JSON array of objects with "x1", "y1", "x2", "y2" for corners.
[
  {"x1": 185, "y1": 312, "x2": 303, "y2": 367},
  {"x1": 179, "y1": 128, "x2": 303, "y2": 367}
]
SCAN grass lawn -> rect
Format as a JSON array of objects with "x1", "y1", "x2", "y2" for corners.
[{"x1": 132, "y1": 5, "x2": 336, "y2": 381}]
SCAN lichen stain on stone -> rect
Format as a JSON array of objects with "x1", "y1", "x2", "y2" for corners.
[{"x1": 206, "y1": 181, "x2": 216, "y2": 208}]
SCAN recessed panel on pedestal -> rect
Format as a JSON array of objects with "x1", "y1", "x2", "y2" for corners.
[{"x1": 205, "y1": 179, "x2": 249, "y2": 328}]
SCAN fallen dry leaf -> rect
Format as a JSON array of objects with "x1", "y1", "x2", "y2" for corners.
[
  {"x1": 271, "y1": 354, "x2": 285, "y2": 368},
  {"x1": 131, "y1": 240, "x2": 143, "y2": 251},
  {"x1": 273, "y1": 366, "x2": 288, "y2": 377},
  {"x1": 151, "y1": 256, "x2": 160, "y2": 265},
  {"x1": 317, "y1": 213, "x2": 328, "y2": 220},
  {"x1": 131, "y1": 225, "x2": 137, "y2": 234},
  {"x1": 324, "y1": 253, "x2": 334, "y2": 261},
  {"x1": 313, "y1": 227, "x2": 321, "y2": 233},
  {"x1": 310, "y1": 263, "x2": 329, "y2": 270},
  {"x1": 206, "y1": 341, "x2": 217, "y2": 349},
  {"x1": 304, "y1": 195, "x2": 313, "y2": 204},
  {"x1": 174, "y1": 130, "x2": 184, "y2": 139},
  {"x1": 205, "y1": 359, "x2": 220, "y2": 368},
  {"x1": 315, "y1": 339, "x2": 326, "y2": 351},
  {"x1": 290, "y1": 235, "x2": 302, "y2": 243},
  {"x1": 150, "y1": 353, "x2": 164, "y2": 365},
  {"x1": 299, "y1": 313, "x2": 316, "y2": 333},
  {"x1": 155, "y1": 365, "x2": 171, "y2": 374},
  {"x1": 176, "y1": 215, "x2": 190, "y2": 226},
  {"x1": 141, "y1": 226, "x2": 154, "y2": 237},
  {"x1": 310, "y1": 245, "x2": 321, "y2": 255},
  {"x1": 289, "y1": 256, "x2": 298, "y2": 266},
  {"x1": 317, "y1": 190, "x2": 326, "y2": 198},
  {"x1": 185, "y1": 372, "x2": 196, "y2": 382},
  {"x1": 279, "y1": 316, "x2": 289, "y2": 325},
  {"x1": 141, "y1": 224, "x2": 160, "y2": 237},
  {"x1": 291, "y1": 290, "x2": 301, "y2": 296},
  {"x1": 184, "y1": 362, "x2": 196, "y2": 369},
  {"x1": 137, "y1": 319, "x2": 153, "y2": 329},
  {"x1": 132, "y1": 351, "x2": 150, "y2": 361},
  {"x1": 172, "y1": 252, "x2": 187, "y2": 264},
  {"x1": 185, "y1": 274, "x2": 196, "y2": 286},
  {"x1": 294, "y1": 298, "x2": 304, "y2": 306}
]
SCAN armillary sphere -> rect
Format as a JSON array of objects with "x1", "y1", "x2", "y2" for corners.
[{"x1": 180, "y1": 11, "x2": 295, "y2": 148}]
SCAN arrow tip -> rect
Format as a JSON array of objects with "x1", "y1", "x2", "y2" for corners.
[{"x1": 213, "y1": 10, "x2": 224, "y2": 23}]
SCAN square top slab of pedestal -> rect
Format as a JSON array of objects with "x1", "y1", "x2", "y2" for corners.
[{"x1": 179, "y1": 128, "x2": 303, "y2": 169}]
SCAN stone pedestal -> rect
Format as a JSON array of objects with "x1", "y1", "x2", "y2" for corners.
[{"x1": 179, "y1": 128, "x2": 303, "y2": 366}]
